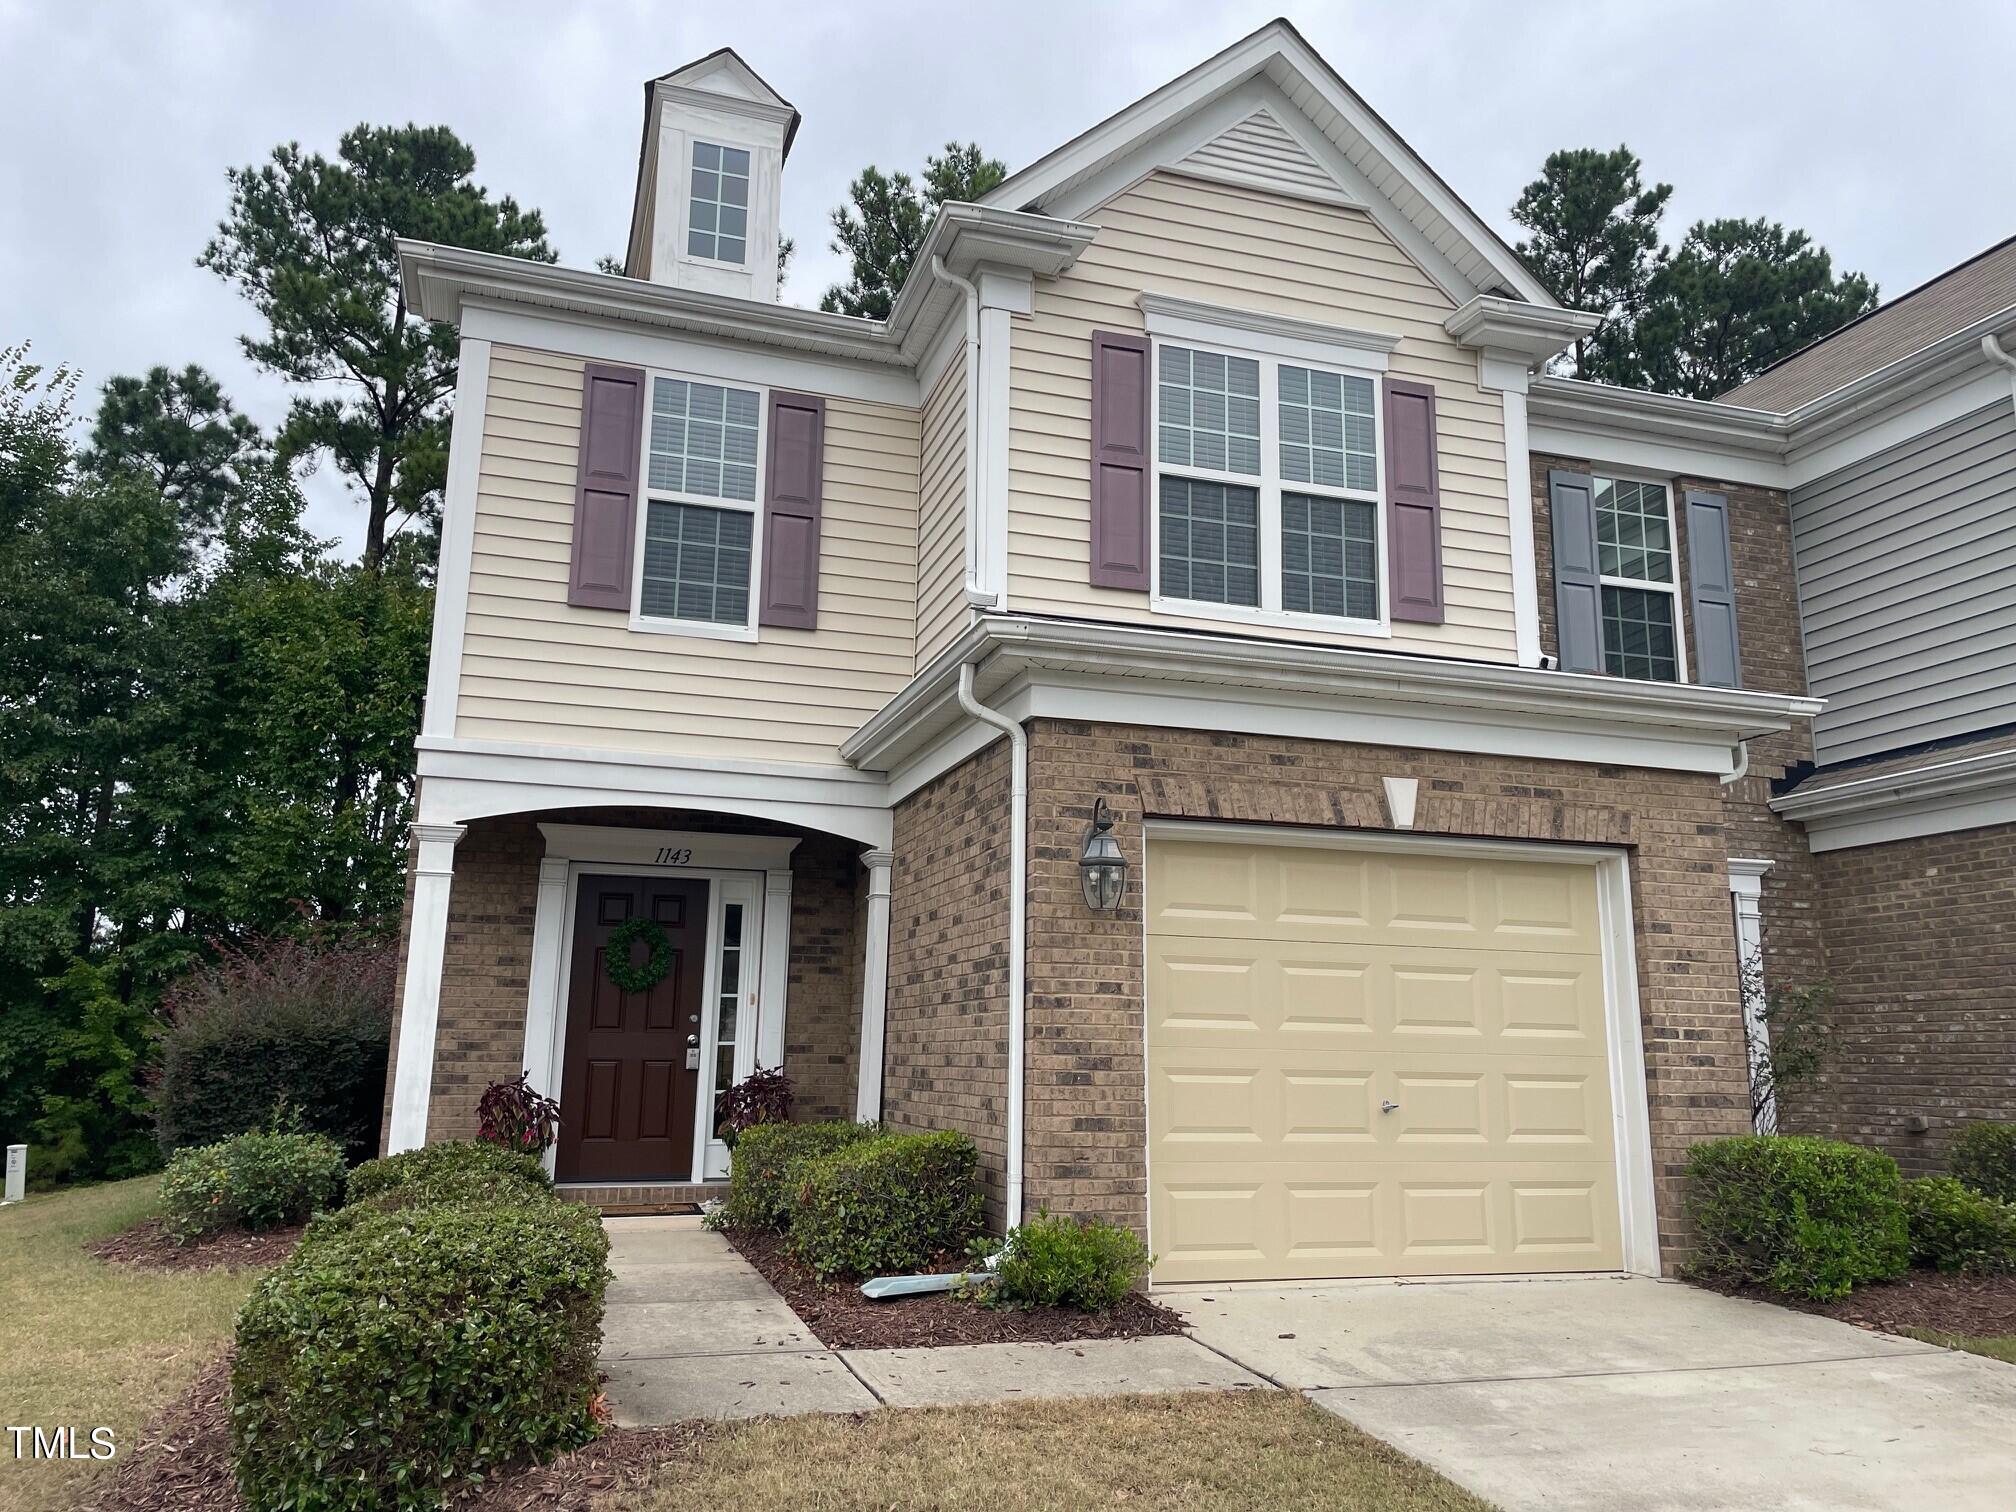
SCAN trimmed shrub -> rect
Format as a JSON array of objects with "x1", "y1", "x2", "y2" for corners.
[
  {"x1": 1686, "y1": 1135, "x2": 1909, "y2": 1300},
  {"x1": 155, "y1": 935, "x2": 395, "y2": 1165},
  {"x1": 232, "y1": 1200, "x2": 609, "y2": 1510},
  {"x1": 1903, "y1": 1175, "x2": 2016, "y2": 1275},
  {"x1": 720, "y1": 1119, "x2": 880, "y2": 1231},
  {"x1": 788, "y1": 1130, "x2": 985, "y2": 1280},
  {"x1": 984, "y1": 1210, "x2": 1151, "y2": 1311},
  {"x1": 344, "y1": 1138, "x2": 551, "y2": 1207},
  {"x1": 161, "y1": 1131, "x2": 346, "y2": 1243},
  {"x1": 1950, "y1": 1121, "x2": 2016, "y2": 1204}
]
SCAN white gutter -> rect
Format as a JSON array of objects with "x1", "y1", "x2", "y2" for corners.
[
  {"x1": 954, "y1": 660, "x2": 1027, "y2": 1231},
  {"x1": 929, "y1": 256, "x2": 994, "y2": 607}
]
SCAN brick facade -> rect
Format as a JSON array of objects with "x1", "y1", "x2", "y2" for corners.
[
  {"x1": 1008, "y1": 718, "x2": 1751, "y2": 1273},
  {"x1": 883, "y1": 741, "x2": 1013, "y2": 1221},
  {"x1": 1797, "y1": 823, "x2": 2016, "y2": 1172},
  {"x1": 381, "y1": 808, "x2": 865, "y2": 1153},
  {"x1": 1530, "y1": 454, "x2": 1827, "y2": 1000}
]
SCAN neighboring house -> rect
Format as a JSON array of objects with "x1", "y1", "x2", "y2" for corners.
[{"x1": 382, "y1": 17, "x2": 2000, "y2": 1287}]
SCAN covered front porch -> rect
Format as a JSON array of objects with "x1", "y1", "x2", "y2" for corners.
[{"x1": 382, "y1": 797, "x2": 893, "y2": 1197}]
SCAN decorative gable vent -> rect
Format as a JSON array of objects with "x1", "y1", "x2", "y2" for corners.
[{"x1": 1177, "y1": 109, "x2": 1358, "y2": 209}]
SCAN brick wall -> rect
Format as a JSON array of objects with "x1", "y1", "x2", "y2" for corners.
[
  {"x1": 1530, "y1": 455, "x2": 1826, "y2": 998},
  {"x1": 1798, "y1": 823, "x2": 2016, "y2": 1171},
  {"x1": 381, "y1": 806, "x2": 864, "y2": 1152},
  {"x1": 884, "y1": 741, "x2": 1012, "y2": 1222},
  {"x1": 1021, "y1": 718, "x2": 1753, "y2": 1273}
]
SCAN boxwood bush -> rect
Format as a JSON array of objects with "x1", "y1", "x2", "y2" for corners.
[
  {"x1": 982, "y1": 1210, "x2": 1151, "y2": 1311},
  {"x1": 344, "y1": 1138, "x2": 551, "y2": 1207},
  {"x1": 787, "y1": 1129, "x2": 985, "y2": 1280},
  {"x1": 160, "y1": 1131, "x2": 346, "y2": 1243},
  {"x1": 1903, "y1": 1175, "x2": 2016, "y2": 1275},
  {"x1": 155, "y1": 936, "x2": 395, "y2": 1165},
  {"x1": 1950, "y1": 1120, "x2": 2016, "y2": 1204},
  {"x1": 720, "y1": 1118, "x2": 880, "y2": 1231},
  {"x1": 1686, "y1": 1135, "x2": 1910, "y2": 1300},
  {"x1": 232, "y1": 1197, "x2": 609, "y2": 1510}
]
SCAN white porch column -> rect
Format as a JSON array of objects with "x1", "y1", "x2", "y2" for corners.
[
  {"x1": 756, "y1": 868, "x2": 794, "y2": 1069},
  {"x1": 386, "y1": 822, "x2": 467, "y2": 1153},
  {"x1": 853, "y1": 851, "x2": 896, "y2": 1123},
  {"x1": 1729, "y1": 858, "x2": 1774, "y2": 1132},
  {"x1": 520, "y1": 857, "x2": 571, "y2": 1101}
]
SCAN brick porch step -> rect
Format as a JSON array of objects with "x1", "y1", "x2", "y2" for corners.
[{"x1": 558, "y1": 1182, "x2": 728, "y2": 1215}]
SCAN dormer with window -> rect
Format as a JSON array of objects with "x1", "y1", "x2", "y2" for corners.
[{"x1": 623, "y1": 48, "x2": 797, "y2": 301}]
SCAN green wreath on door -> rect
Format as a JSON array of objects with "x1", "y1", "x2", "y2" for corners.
[{"x1": 604, "y1": 916, "x2": 672, "y2": 994}]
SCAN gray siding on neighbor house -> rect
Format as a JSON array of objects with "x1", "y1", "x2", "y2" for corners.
[{"x1": 1792, "y1": 400, "x2": 2016, "y2": 764}]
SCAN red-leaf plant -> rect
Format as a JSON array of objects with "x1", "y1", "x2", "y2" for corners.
[
  {"x1": 476, "y1": 1073, "x2": 561, "y2": 1155},
  {"x1": 715, "y1": 1066, "x2": 794, "y2": 1148}
]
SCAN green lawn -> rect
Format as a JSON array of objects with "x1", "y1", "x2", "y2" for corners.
[
  {"x1": 1901, "y1": 1328, "x2": 2016, "y2": 1365},
  {"x1": 608, "y1": 1391, "x2": 1494, "y2": 1512},
  {"x1": 0, "y1": 1177, "x2": 267, "y2": 1512}
]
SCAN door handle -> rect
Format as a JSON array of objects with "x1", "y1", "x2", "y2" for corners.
[
  {"x1": 1381, "y1": 1100, "x2": 1401, "y2": 1114},
  {"x1": 686, "y1": 1034, "x2": 700, "y2": 1047}
]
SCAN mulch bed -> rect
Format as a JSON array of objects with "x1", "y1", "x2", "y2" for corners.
[
  {"x1": 94, "y1": 1351, "x2": 718, "y2": 1512},
  {"x1": 88, "y1": 1217, "x2": 305, "y2": 1272},
  {"x1": 1699, "y1": 1269, "x2": 2016, "y2": 1338},
  {"x1": 723, "y1": 1225, "x2": 1189, "y2": 1349}
]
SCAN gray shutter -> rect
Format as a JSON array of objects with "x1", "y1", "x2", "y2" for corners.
[
  {"x1": 567, "y1": 363, "x2": 646, "y2": 610},
  {"x1": 1685, "y1": 488, "x2": 1743, "y2": 688},
  {"x1": 1549, "y1": 469, "x2": 1605, "y2": 673},
  {"x1": 1089, "y1": 329, "x2": 1151, "y2": 589},
  {"x1": 1383, "y1": 377, "x2": 1444, "y2": 623},
  {"x1": 758, "y1": 391, "x2": 825, "y2": 629}
]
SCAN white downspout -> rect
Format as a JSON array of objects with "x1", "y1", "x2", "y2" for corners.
[
  {"x1": 955, "y1": 660, "x2": 1027, "y2": 1231},
  {"x1": 929, "y1": 255, "x2": 994, "y2": 607},
  {"x1": 1720, "y1": 739, "x2": 1750, "y2": 787},
  {"x1": 1984, "y1": 334, "x2": 2016, "y2": 410}
]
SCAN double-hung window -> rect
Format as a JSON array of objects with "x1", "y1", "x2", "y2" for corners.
[
  {"x1": 1153, "y1": 340, "x2": 1384, "y2": 629},
  {"x1": 688, "y1": 142, "x2": 750, "y2": 265},
  {"x1": 635, "y1": 374, "x2": 763, "y2": 638},
  {"x1": 1593, "y1": 476, "x2": 1684, "y2": 682}
]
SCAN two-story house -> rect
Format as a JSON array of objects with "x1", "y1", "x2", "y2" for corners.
[{"x1": 381, "y1": 22, "x2": 1866, "y2": 1285}]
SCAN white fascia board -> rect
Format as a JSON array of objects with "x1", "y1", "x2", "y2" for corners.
[
  {"x1": 421, "y1": 337, "x2": 489, "y2": 739},
  {"x1": 1445, "y1": 297, "x2": 1599, "y2": 366},
  {"x1": 414, "y1": 734, "x2": 891, "y2": 848},
  {"x1": 886, "y1": 204, "x2": 1097, "y2": 365},
  {"x1": 461, "y1": 303, "x2": 917, "y2": 408},
  {"x1": 1772, "y1": 743, "x2": 2016, "y2": 823},
  {"x1": 843, "y1": 615, "x2": 1819, "y2": 783},
  {"x1": 1796, "y1": 791, "x2": 2016, "y2": 852},
  {"x1": 1527, "y1": 376, "x2": 1790, "y2": 487},
  {"x1": 1784, "y1": 368, "x2": 2013, "y2": 490}
]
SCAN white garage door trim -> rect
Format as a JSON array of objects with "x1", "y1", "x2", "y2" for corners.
[{"x1": 1141, "y1": 822, "x2": 1662, "y2": 1280}]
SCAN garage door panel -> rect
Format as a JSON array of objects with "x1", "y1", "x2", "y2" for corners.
[{"x1": 1147, "y1": 836, "x2": 1625, "y2": 1282}]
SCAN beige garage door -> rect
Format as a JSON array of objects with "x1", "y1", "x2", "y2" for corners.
[{"x1": 1147, "y1": 835, "x2": 1624, "y2": 1283}]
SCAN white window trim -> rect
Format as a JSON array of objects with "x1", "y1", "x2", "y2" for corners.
[
  {"x1": 684, "y1": 139, "x2": 752, "y2": 271},
  {"x1": 1147, "y1": 329, "x2": 1391, "y2": 638},
  {"x1": 1592, "y1": 470, "x2": 1689, "y2": 685},
  {"x1": 628, "y1": 367, "x2": 768, "y2": 643}
]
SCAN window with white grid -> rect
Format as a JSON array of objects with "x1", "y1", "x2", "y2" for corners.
[
  {"x1": 635, "y1": 373, "x2": 763, "y2": 634},
  {"x1": 688, "y1": 142, "x2": 751, "y2": 264},
  {"x1": 1593, "y1": 476, "x2": 1682, "y2": 682}
]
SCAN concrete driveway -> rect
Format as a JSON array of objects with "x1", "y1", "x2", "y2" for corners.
[{"x1": 1165, "y1": 1275, "x2": 2016, "y2": 1512}]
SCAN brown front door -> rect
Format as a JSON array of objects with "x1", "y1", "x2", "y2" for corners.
[{"x1": 556, "y1": 874, "x2": 709, "y2": 1183}]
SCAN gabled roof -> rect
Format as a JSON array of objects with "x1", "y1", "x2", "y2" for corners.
[
  {"x1": 653, "y1": 47, "x2": 800, "y2": 157},
  {"x1": 1721, "y1": 234, "x2": 2016, "y2": 411},
  {"x1": 979, "y1": 17, "x2": 1554, "y2": 309}
]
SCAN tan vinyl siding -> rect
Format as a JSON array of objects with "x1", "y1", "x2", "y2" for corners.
[
  {"x1": 1006, "y1": 171, "x2": 1516, "y2": 661},
  {"x1": 915, "y1": 354, "x2": 969, "y2": 666},
  {"x1": 456, "y1": 344, "x2": 919, "y2": 765}
]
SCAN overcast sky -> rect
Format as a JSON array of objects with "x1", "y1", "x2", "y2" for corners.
[{"x1": 5, "y1": 0, "x2": 2012, "y2": 554}]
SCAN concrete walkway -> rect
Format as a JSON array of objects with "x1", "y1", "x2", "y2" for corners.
[
  {"x1": 599, "y1": 1216, "x2": 1261, "y2": 1424},
  {"x1": 1165, "y1": 1274, "x2": 2016, "y2": 1512}
]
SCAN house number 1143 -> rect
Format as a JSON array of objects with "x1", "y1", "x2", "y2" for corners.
[{"x1": 654, "y1": 847, "x2": 694, "y2": 866}]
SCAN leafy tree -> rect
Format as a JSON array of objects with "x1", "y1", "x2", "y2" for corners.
[
  {"x1": 1633, "y1": 218, "x2": 1878, "y2": 399},
  {"x1": 821, "y1": 142, "x2": 1007, "y2": 320},
  {"x1": 1511, "y1": 146, "x2": 1670, "y2": 383},
  {"x1": 84, "y1": 364, "x2": 266, "y2": 543},
  {"x1": 26, "y1": 959, "x2": 159, "y2": 1186},
  {"x1": 201, "y1": 124, "x2": 554, "y2": 568}
]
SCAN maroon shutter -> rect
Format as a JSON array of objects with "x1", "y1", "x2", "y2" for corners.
[
  {"x1": 568, "y1": 363, "x2": 647, "y2": 610},
  {"x1": 1089, "y1": 329, "x2": 1151, "y2": 589},
  {"x1": 1382, "y1": 377, "x2": 1444, "y2": 623},
  {"x1": 758, "y1": 390, "x2": 825, "y2": 629}
]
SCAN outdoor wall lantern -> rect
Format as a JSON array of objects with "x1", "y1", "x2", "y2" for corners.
[{"x1": 1079, "y1": 797, "x2": 1127, "y2": 911}]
